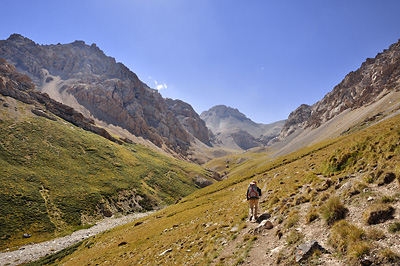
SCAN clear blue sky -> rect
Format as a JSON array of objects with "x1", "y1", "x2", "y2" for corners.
[{"x1": 1, "y1": 0, "x2": 400, "y2": 123}]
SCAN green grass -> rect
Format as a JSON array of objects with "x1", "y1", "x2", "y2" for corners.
[
  {"x1": 48, "y1": 112, "x2": 400, "y2": 265},
  {"x1": 4, "y1": 97, "x2": 400, "y2": 265},
  {"x1": 0, "y1": 106, "x2": 212, "y2": 249}
]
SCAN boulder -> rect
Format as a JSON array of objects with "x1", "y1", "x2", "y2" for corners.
[
  {"x1": 256, "y1": 213, "x2": 271, "y2": 223},
  {"x1": 159, "y1": 248, "x2": 173, "y2": 256},
  {"x1": 365, "y1": 205, "x2": 394, "y2": 225},
  {"x1": 295, "y1": 240, "x2": 327, "y2": 263},
  {"x1": 253, "y1": 220, "x2": 273, "y2": 235},
  {"x1": 194, "y1": 175, "x2": 213, "y2": 188},
  {"x1": 31, "y1": 108, "x2": 57, "y2": 121}
]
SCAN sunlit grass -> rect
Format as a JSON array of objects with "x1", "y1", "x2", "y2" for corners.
[
  {"x1": 0, "y1": 113, "x2": 211, "y2": 249},
  {"x1": 54, "y1": 112, "x2": 400, "y2": 265}
]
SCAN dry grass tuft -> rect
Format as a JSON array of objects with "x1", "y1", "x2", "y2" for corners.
[
  {"x1": 319, "y1": 196, "x2": 347, "y2": 225},
  {"x1": 305, "y1": 207, "x2": 319, "y2": 224},
  {"x1": 329, "y1": 220, "x2": 366, "y2": 254},
  {"x1": 379, "y1": 248, "x2": 400, "y2": 264}
]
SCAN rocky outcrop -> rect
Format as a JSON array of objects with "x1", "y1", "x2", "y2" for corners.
[
  {"x1": 279, "y1": 39, "x2": 400, "y2": 139},
  {"x1": 0, "y1": 34, "x2": 212, "y2": 155},
  {"x1": 165, "y1": 98, "x2": 212, "y2": 146},
  {"x1": 201, "y1": 105, "x2": 253, "y2": 133},
  {"x1": 306, "y1": 41, "x2": 400, "y2": 129},
  {"x1": 278, "y1": 104, "x2": 312, "y2": 140},
  {"x1": 201, "y1": 105, "x2": 285, "y2": 150},
  {"x1": 229, "y1": 128, "x2": 260, "y2": 150},
  {"x1": 0, "y1": 58, "x2": 121, "y2": 144},
  {"x1": 295, "y1": 240, "x2": 327, "y2": 263}
]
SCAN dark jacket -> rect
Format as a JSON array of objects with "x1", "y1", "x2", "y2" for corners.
[{"x1": 246, "y1": 185, "x2": 261, "y2": 200}]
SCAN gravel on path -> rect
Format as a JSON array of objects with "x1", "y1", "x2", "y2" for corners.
[{"x1": 0, "y1": 211, "x2": 153, "y2": 266}]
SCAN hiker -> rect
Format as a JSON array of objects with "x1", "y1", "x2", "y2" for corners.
[{"x1": 246, "y1": 180, "x2": 261, "y2": 222}]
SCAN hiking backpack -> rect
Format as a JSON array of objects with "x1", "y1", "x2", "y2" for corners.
[{"x1": 248, "y1": 184, "x2": 259, "y2": 199}]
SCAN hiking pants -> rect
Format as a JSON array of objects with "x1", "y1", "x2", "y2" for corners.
[{"x1": 248, "y1": 199, "x2": 259, "y2": 220}]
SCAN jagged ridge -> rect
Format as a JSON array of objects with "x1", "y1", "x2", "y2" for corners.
[
  {"x1": 279, "y1": 39, "x2": 400, "y2": 139},
  {"x1": 0, "y1": 34, "x2": 211, "y2": 155}
]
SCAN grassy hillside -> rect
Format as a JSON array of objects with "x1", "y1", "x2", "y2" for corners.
[
  {"x1": 0, "y1": 97, "x2": 212, "y2": 249},
  {"x1": 48, "y1": 112, "x2": 400, "y2": 265}
]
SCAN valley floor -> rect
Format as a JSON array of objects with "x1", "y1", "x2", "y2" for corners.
[{"x1": 0, "y1": 211, "x2": 154, "y2": 266}]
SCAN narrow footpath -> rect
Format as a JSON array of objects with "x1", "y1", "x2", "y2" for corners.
[{"x1": 0, "y1": 212, "x2": 154, "y2": 266}]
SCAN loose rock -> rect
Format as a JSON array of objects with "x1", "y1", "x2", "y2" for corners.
[
  {"x1": 253, "y1": 220, "x2": 273, "y2": 235},
  {"x1": 365, "y1": 205, "x2": 394, "y2": 224},
  {"x1": 159, "y1": 248, "x2": 173, "y2": 256},
  {"x1": 295, "y1": 240, "x2": 327, "y2": 263},
  {"x1": 256, "y1": 213, "x2": 271, "y2": 223}
]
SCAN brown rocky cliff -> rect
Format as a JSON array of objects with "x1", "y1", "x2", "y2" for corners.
[
  {"x1": 0, "y1": 58, "x2": 121, "y2": 144},
  {"x1": 0, "y1": 34, "x2": 210, "y2": 155},
  {"x1": 278, "y1": 104, "x2": 312, "y2": 140},
  {"x1": 279, "y1": 39, "x2": 400, "y2": 139},
  {"x1": 165, "y1": 98, "x2": 212, "y2": 146}
]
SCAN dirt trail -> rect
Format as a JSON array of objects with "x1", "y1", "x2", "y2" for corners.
[{"x1": 0, "y1": 211, "x2": 153, "y2": 266}]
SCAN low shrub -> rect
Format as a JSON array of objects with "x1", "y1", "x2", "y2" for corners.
[
  {"x1": 347, "y1": 242, "x2": 371, "y2": 265},
  {"x1": 305, "y1": 207, "x2": 319, "y2": 224},
  {"x1": 286, "y1": 230, "x2": 304, "y2": 246},
  {"x1": 366, "y1": 228, "x2": 385, "y2": 240},
  {"x1": 346, "y1": 182, "x2": 368, "y2": 197},
  {"x1": 329, "y1": 220, "x2": 365, "y2": 254},
  {"x1": 377, "y1": 172, "x2": 396, "y2": 186},
  {"x1": 319, "y1": 196, "x2": 347, "y2": 225},
  {"x1": 285, "y1": 210, "x2": 299, "y2": 229},
  {"x1": 362, "y1": 173, "x2": 374, "y2": 184},
  {"x1": 381, "y1": 195, "x2": 396, "y2": 203}
]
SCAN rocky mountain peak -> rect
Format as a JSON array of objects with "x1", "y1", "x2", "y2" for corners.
[
  {"x1": 165, "y1": 98, "x2": 213, "y2": 146},
  {"x1": 201, "y1": 105, "x2": 249, "y2": 122},
  {"x1": 279, "y1": 39, "x2": 400, "y2": 140},
  {"x1": 7, "y1": 33, "x2": 35, "y2": 44},
  {"x1": 201, "y1": 104, "x2": 286, "y2": 150},
  {"x1": 0, "y1": 58, "x2": 121, "y2": 144},
  {"x1": 0, "y1": 34, "x2": 212, "y2": 156},
  {"x1": 278, "y1": 104, "x2": 312, "y2": 140}
]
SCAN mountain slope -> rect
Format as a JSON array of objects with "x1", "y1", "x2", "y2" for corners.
[
  {"x1": 201, "y1": 105, "x2": 285, "y2": 150},
  {"x1": 48, "y1": 109, "x2": 400, "y2": 266},
  {"x1": 278, "y1": 39, "x2": 400, "y2": 142},
  {"x1": 0, "y1": 60, "x2": 216, "y2": 250},
  {"x1": 0, "y1": 34, "x2": 210, "y2": 156}
]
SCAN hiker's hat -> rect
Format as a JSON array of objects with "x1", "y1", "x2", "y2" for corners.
[{"x1": 250, "y1": 180, "x2": 256, "y2": 185}]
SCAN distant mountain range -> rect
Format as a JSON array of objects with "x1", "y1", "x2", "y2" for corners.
[
  {"x1": 1, "y1": 34, "x2": 400, "y2": 160},
  {"x1": 200, "y1": 105, "x2": 285, "y2": 150}
]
